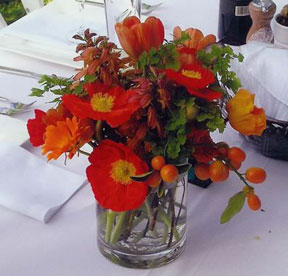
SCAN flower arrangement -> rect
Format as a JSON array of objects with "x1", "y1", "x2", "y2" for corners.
[{"x1": 27, "y1": 16, "x2": 267, "y2": 267}]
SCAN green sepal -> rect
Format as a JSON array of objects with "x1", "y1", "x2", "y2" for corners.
[{"x1": 130, "y1": 171, "x2": 153, "y2": 182}]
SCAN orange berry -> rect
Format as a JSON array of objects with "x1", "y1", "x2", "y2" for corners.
[
  {"x1": 209, "y1": 160, "x2": 229, "y2": 182},
  {"x1": 247, "y1": 194, "x2": 261, "y2": 211},
  {"x1": 230, "y1": 160, "x2": 242, "y2": 170},
  {"x1": 160, "y1": 164, "x2": 178, "y2": 183},
  {"x1": 147, "y1": 171, "x2": 162, "y2": 188},
  {"x1": 151, "y1": 156, "x2": 166, "y2": 171},
  {"x1": 227, "y1": 147, "x2": 246, "y2": 163},
  {"x1": 246, "y1": 167, "x2": 266, "y2": 184},
  {"x1": 194, "y1": 163, "x2": 210, "y2": 180}
]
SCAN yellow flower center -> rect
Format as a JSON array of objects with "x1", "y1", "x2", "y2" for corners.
[
  {"x1": 90, "y1": 93, "x2": 115, "y2": 112},
  {"x1": 182, "y1": 70, "x2": 202, "y2": 79},
  {"x1": 110, "y1": 160, "x2": 136, "y2": 185}
]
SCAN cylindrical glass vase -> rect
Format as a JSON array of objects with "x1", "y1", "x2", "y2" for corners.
[
  {"x1": 96, "y1": 176, "x2": 187, "y2": 268},
  {"x1": 104, "y1": 0, "x2": 141, "y2": 45}
]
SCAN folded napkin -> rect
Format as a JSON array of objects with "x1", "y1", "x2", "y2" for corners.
[
  {"x1": 0, "y1": 143, "x2": 87, "y2": 223},
  {"x1": 231, "y1": 42, "x2": 288, "y2": 121},
  {"x1": 0, "y1": 0, "x2": 106, "y2": 67},
  {"x1": 0, "y1": 115, "x2": 29, "y2": 145}
]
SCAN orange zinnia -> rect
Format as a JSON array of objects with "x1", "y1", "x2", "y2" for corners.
[
  {"x1": 42, "y1": 116, "x2": 93, "y2": 160},
  {"x1": 226, "y1": 89, "x2": 266, "y2": 136},
  {"x1": 115, "y1": 16, "x2": 164, "y2": 59},
  {"x1": 27, "y1": 104, "x2": 72, "y2": 147}
]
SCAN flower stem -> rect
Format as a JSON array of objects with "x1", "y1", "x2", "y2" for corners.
[
  {"x1": 110, "y1": 212, "x2": 127, "y2": 244},
  {"x1": 95, "y1": 120, "x2": 103, "y2": 142},
  {"x1": 78, "y1": 149, "x2": 90, "y2": 156},
  {"x1": 105, "y1": 210, "x2": 115, "y2": 243},
  {"x1": 167, "y1": 190, "x2": 176, "y2": 248}
]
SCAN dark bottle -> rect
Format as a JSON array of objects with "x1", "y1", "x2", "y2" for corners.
[{"x1": 218, "y1": 0, "x2": 253, "y2": 45}]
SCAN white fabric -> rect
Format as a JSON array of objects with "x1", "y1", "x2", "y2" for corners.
[
  {"x1": 0, "y1": 115, "x2": 29, "y2": 145},
  {"x1": 0, "y1": 0, "x2": 288, "y2": 275},
  {"x1": 231, "y1": 42, "x2": 288, "y2": 120},
  {"x1": 0, "y1": 143, "x2": 87, "y2": 223}
]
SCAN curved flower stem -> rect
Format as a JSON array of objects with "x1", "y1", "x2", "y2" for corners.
[
  {"x1": 105, "y1": 210, "x2": 116, "y2": 243},
  {"x1": 110, "y1": 212, "x2": 127, "y2": 244},
  {"x1": 144, "y1": 199, "x2": 153, "y2": 221},
  {"x1": 158, "y1": 208, "x2": 180, "y2": 241},
  {"x1": 175, "y1": 178, "x2": 185, "y2": 226},
  {"x1": 95, "y1": 120, "x2": 103, "y2": 142}
]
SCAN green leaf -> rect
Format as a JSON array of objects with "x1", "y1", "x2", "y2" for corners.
[
  {"x1": 30, "y1": 88, "x2": 45, "y2": 97},
  {"x1": 130, "y1": 171, "x2": 153, "y2": 182},
  {"x1": 84, "y1": 74, "x2": 97, "y2": 83},
  {"x1": 166, "y1": 109, "x2": 186, "y2": 131},
  {"x1": 220, "y1": 191, "x2": 246, "y2": 224}
]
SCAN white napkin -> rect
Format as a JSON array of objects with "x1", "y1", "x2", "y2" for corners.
[
  {"x1": 0, "y1": 143, "x2": 87, "y2": 223},
  {"x1": 0, "y1": 0, "x2": 107, "y2": 67},
  {"x1": 0, "y1": 115, "x2": 29, "y2": 145},
  {"x1": 231, "y1": 42, "x2": 288, "y2": 120}
]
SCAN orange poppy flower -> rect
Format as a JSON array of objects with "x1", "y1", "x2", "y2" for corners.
[
  {"x1": 42, "y1": 116, "x2": 93, "y2": 160},
  {"x1": 62, "y1": 82, "x2": 140, "y2": 128},
  {"x1": 115, "y1": 16, "x2": 164, "y2": 59},
  {"x1": 226, "y1": 89, "x2": 266, "y2": 136},
  {"x1": 177, "y1": 47, "x2": 199, "y2": 66},
  {"x1": 86, "y1": 139, "x2": 148, "y2": 211},
  {"x1": 173, "y1": 26, "x2": 216, "y2": 50}
]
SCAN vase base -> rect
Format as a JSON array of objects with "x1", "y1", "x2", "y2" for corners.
[{"x1": 97, "y1": 234, "x2": 186, "y2": 269}]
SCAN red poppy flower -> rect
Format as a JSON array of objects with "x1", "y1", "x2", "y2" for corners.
[
  {"x1": 27, "y1": 104, "x2": 72, "y2": 147},
  {"x1": 27, "y1": 109, "x2": 47, "y2": 146},
  {"x1": 187, "y1": 88, "x2": 223, "y2": 101},
  {"x1": 188, "y1": 129, "x2": 217, "y2": 163},
  {"x1": 86, "y1": 140, "x2": 148, "y2": 212},
  {"x1": 165, "y1": 64, "x2": 215, "y2": 89},
  {"x1": 62, "y1": 82, "x2": 140, "y2": 128}
]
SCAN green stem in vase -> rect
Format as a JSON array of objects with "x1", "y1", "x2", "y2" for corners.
[
  {"x1": 110, "y1": 212, "x2": 127, "y2": 244},
  {"x1": 158, "y1": 208, "x2": 180, "y2": 241},
  {"x1": 168, "y1": 190, "x2": 176, "y2": 248},
  {"x1": 175, "y1": 178, "x2": 186, "y2": 226},
  {"x1": 105, "y1": 210, "x2": 116, "y2": 243}
]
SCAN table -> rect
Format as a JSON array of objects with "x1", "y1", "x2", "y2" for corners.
[{"x1": 0, "y1": 1, "x2": 288, "y2": 275}]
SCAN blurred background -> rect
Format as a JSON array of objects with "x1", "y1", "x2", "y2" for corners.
[{"x1": 0, "y1": 0, "x2": 53, "y2": 25}]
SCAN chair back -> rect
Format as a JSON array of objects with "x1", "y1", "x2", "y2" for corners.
[
  {"x1": 21, "y1": 0, "x2": 44, "y2": 13},
  {"x1": 0, "y1": 13, "x2": 7, "y2": 29}
]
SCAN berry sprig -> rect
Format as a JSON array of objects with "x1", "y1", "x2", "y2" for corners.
[{"x1": 193, "y1": 143, "x2": 266, "y2": 222}]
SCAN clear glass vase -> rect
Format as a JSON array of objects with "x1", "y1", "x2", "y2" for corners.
[{"x1": 96, "y1": 176, "x2": 187, "y2": 268}]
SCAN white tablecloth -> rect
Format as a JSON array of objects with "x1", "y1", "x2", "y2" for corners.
[{"x1": 0, "y1": 1, "x2": 288, "y2": 275}]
